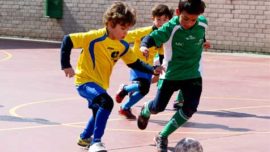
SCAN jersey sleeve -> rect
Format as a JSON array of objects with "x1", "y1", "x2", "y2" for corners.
[
  {"x1": 198, "y1": 15, "x2": 208, "y2": 29},
  {"x1": 150, "y1": 16, "x2": 178, "y2": 47},
  {"x1": 125, "y1": 26, "x2": 152, "y2": 44},
  {"x1": 69, "y1": 32, "x2": 90, "y2": 48}
]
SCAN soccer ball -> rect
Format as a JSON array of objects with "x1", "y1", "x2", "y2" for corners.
[{"x1": 175, "y1": 137, "x2": 203, "y2": 152}]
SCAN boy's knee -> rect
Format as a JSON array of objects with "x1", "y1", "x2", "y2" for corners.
[
  {"x1": 150, "y1": 106, "x2": 166, "y2": 114},
  {"x1": 182, "y1": 107, "x2": 197, "y2": 118},
  {"x1": 94, "y1": 94, "x2": 114, "y2": 111},
  {"x1": 138, "y1": 82, "x2": 150, "y2": 96}
]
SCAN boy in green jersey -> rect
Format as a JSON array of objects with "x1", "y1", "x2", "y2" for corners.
[{"x1": 137, "y1": 0, "x2": 208, "y2": 151}]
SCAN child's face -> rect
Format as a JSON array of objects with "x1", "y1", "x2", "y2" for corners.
[
  {"x1": 107, "y1": 23, "x2": 131, "y2": 40},
  {"x1": 153, "y1": 15, "x2": 170, "y2": 28},
  {"x1": 178, "y1": 11, "x2": 199, "y2": 30}
]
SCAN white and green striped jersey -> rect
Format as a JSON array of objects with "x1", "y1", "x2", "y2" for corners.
[{"x1": 150, "y1": 15, "x2": 208, "y2": 80}]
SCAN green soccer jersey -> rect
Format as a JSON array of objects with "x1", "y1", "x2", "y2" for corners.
[{"x1": 150, "y1": 15, "x2": 208, "y2": 80}]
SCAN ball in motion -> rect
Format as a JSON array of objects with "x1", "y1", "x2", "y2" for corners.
[{"x1": 175, "y1": 137, "x2": 203, "y2": 152}]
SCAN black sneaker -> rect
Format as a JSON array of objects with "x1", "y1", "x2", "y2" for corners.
[
  {"x1": 137, "y1": 105, "x2": 150, "y2": 130},
  {"x1": 154, "y1": 134, "x2": 168, "y2": 152}
]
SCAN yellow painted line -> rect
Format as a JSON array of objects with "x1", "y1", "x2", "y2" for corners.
[
  {"x1": 0, "y1": 50, "x2": 12, "y2": 62},
  {"x1": 9, "y1": 97, "x2": 80, "y2": 117},
  {"x1": 0, "y1": 124, "x2": 60, "y2": 131},
  {"x1": 6, "y1": 97, "x2": 270, "y2": 133}
]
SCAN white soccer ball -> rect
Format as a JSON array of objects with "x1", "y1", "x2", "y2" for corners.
[{"x1": 175, "y1": 137, "x2": 203, "y2": 152}]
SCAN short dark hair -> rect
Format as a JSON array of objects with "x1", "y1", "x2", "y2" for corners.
[
  {"x1": 178, "y1": 0, "x2": 206, "y2": 15},
  {"x1": 152, "y1": 4, "x2": 174, "y2": 19}
]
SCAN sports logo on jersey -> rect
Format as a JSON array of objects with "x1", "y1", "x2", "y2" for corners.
[
  {"x1": 111, "y1": 51, "x2": 119, "y2": 62},
  {"x1": 186, "y1": 35, "x2": 196, "y2": 40},
  {"x1": 175, "y1": 42, "x2": 183, "y2": 47}
]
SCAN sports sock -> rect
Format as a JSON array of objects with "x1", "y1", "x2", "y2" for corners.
[
  {"x1": 121, "y1": 91, "x2": 144, "y2": 109},
  {"x1": 124, "y1": 83, "x2": 140, "y2": 92},
  {"x1": 160, "y1": 109, "x2": 189, "y2": 137},
  {"x1": 176, "y1": 91, "x2": 184, "y2": 101},
  {"x1": 80, "y1": 116, "x2": 95, "y2": 139},
  {"x1": 141, "y1": 102, "x2": 151, "y2": 117},
  {"x1": 92, "y1": 107, "x2": 111, "y2": 143}
]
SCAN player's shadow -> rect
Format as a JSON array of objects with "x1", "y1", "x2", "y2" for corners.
[
  {"x1": 0, "y1": 115, "x2": 60, "y2": 125},
  {"x1": 197, "y1": 110, "x2": 270, "y2": 119},
  {"x1": 149, "y1": 119, "x2": 251, "y2": 132}
]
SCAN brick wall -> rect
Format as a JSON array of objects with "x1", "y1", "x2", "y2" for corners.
[{"x1": 0, "y1": 0, "x2": 269, "y2": 53}]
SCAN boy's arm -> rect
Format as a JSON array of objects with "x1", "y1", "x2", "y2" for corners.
[
  {"x1": 60, "y1": 35, "x2": 73, "y2": 69},
  {"x1": 60, "y1": 35, "x2": 75, "y2": 78},
  {"x1": 127, "y1": 59, "x2": 161, "y2": 76},
  {"x1": 141, "y1": 35, "x2": 156, "y2": 48}
]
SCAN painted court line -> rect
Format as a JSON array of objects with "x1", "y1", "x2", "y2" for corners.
[
  {"x1": 4, "y1": 96, "x2": 269, "y2": 136},
  {"x1": 0, "y1": 50, "x2": 12, "y2": 62}
]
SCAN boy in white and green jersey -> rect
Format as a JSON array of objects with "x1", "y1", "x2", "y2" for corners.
[{"x1": 137, "y1": 0, "x2": 208, "y2": 151}]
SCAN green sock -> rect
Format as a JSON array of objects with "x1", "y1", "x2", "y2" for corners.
[
  {"x1": 176, "y1": 91, "x2": 184, "y2": 101},
  {"x1": 141, "y1": 102, "x2": 151, "y2": 117},
  {"x1": 160, "y1": 109, "x2": 189, "y2": 137}
]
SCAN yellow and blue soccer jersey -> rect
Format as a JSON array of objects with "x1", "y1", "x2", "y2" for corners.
[
  {"x1": 69, "y1": 28, "x2": 137, "y2": 89},
  {"x1": 125, "y1": 26, "x2": 164, "y2": 66}
]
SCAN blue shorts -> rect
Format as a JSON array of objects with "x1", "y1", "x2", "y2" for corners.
[
  {"x1": 130, "y1": 69, "x2": 152, "y2": 81},
  {"x1": 76, "y1": 82, "x2": 106, "y2": 108}
]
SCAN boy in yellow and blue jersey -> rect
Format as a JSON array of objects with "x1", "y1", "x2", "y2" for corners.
[
  {"x1": 60, "y1": 2, "x2": 161, "y2": 152},
  {"x1": 114, "y1": 4, "x2": 174, "y2": 120}
]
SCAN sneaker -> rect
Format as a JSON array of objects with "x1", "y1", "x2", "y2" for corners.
[
  {"x1": 137, "y1": 105, "x2": 150, "y2": 130},
  {"x1": 154, "y1": 134, "x2": 168, "y2": 152},
  {"x1": 115, "y1": 84, "x2": 128, "y2": 103},
  {"x1": 119, "y1": 107, "x2": 136, "y2": 120},
  {"x1": 88, "y1": 142, "x2": 107, "y2": 152},
  {"x1": 77, "y1": 137, "x2": 92, "y2": 147},
  {"x1": 173, "y1": 100, "x2": 184, "y2": 110}
]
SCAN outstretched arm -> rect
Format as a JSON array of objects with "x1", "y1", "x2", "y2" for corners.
[{"x1": 127, "y1": 59, "x2": 162, "y2": 76}]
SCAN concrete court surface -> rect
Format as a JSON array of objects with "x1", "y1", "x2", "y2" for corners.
[{"x1": 0, "y1": 38, "x2": 269, "y2": 152}]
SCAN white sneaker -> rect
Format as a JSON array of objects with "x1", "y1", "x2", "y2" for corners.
[{"x1": 88, "y1": 142, "x2": 107, "y2": 152}]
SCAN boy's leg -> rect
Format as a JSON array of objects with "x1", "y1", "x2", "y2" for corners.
[
  {"x1": 119, "y1": 79, "x2": 150, "y2": 119},
  {"x1": 173, "y1": 90, "x2": 184, "y2": 110},
  {"x1": 156, "y1": 78, "x2": 202, "y2": 151},
  {"x1": 78, "y1": 103, "x2": 98, "y2": 147},
  {"x1": 76, "y1": 82, "x2": 113, "y2": 151},
  {"x1": 137, "y1": 79, "x2": 176, "y2": 130},
  {"x1": 115, "y1": 82, "x2": 139, "y2": 103},
  {"x1": 119, "y1": 91, "x2": 143, "y2": 119},
  {"x1": 91, "y1": 93, "x2": 114, "y2": 143}
]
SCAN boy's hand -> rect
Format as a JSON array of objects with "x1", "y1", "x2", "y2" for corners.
[
  {"x1": 153, "y1": 65, "x2": 165, "y2": 76},
  {"x1": 140, "y1": 46, "x2": 149, "y2": 60},
  {"x1": 203, "y1": 41, "x2": 211, "y2": 50},
  {"x1": 63, "y1": 67, "x2": 75, "y2": 78},
  {"x1": 151, "y1": 75, "x2": 159, "y2": 84}
]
